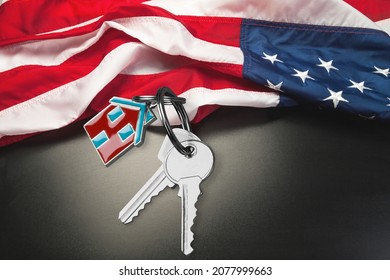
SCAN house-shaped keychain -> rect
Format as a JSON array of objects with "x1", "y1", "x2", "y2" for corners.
[{"x1": 84, "y1": 97, "x2": 155, "y2": 165}]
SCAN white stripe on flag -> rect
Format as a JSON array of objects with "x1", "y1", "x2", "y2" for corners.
[
  {"x1": 145, "y1": 0, "x2": 382, "y2": 31},
  {"x1": 376, "y1": 18, "x2": 390, "y2": 35},
  {"x1": 36, "y1": 16, "x2": 104, "y2": 36},
  {"x1": 119, "y1": 45, "x2": 194, "y2": 75},
  {"x1": 0, "y1": 32, "x2": 97, "y2": 73},
  {"x1": 157, "y1": 87, "x2": 280, "y2": 126}
]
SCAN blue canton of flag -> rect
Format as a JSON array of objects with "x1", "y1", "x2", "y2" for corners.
[{"x1": 241, "y1": 19, "x2": 390, "y2": 120}]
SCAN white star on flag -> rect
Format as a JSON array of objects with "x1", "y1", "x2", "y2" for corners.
[
  {"x1": 266, "y1": 80, "x2": 284, "y2": 92},
  {"x1": 373, "y1": 66, "x2": 389, "y2": 77},
  {"x1": 348, "y1": 80, "x2": 372, "y2": 93},
  {"x1": 387, "y1": 98, "x2": 390, "y2": 107},
  {"x1": 292, "y1": 69, "x2": 315, "y2": 83},
  {"x1": 317, "y1": 58, "x2": 339, "y2": 73},
  {"x1": 323, "y1": 89, "x2": 349, "y2": 108},
  {"x1": 262, "y1": 52, "x2": 284, "y2": 64}
]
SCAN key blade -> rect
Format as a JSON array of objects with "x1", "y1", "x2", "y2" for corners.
[
  {"x1": 179, "y1": 177, "x2": 202, "y2": 255},
  {"x1": 119, "y1": 166, "x2": 174, "y2": 224}
]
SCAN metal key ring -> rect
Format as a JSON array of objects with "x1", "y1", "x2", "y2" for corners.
[
  {"x1": 132, "y1": 95, "x2": 186, "y2": 108},
  {"x1": 156, "y1": 87, "x2": 193, "y2": 157}
]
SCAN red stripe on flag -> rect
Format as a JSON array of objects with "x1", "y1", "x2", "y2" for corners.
[
  {"x1": 345, "y1": 0, "x2": 390, "y2": 21},
  {"x1": 0, "y1": 0, "x2": 107, "y2": 39},
  {"x1": 0, "y1": 1, "x2": 173, "y2": 45},
  {"x1": 179, "y1": 16, "x2": 242, "y2": 48}
]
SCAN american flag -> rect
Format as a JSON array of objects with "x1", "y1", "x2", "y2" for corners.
[{"x1": 0, "y1": 0, "x2": 389, "y2": 147}]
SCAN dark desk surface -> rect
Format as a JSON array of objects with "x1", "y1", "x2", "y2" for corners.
[{"x1": 1, "y1": 106, "x2": 390, "y2": 260}]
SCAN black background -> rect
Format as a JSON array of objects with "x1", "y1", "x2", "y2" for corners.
[{"x1": 1, "y1": 106, "x2": 390, "y2": 259}]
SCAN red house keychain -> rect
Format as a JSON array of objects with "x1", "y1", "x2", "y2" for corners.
[{"x1": 84, "y1": 97, "x2": 155, "y2": 165}]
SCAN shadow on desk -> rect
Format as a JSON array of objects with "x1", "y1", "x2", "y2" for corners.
[{"x1": 1, "y1": 106, "x2": 390, "y2": 259}]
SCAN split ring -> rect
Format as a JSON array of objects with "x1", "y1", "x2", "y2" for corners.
[{"x1": 155, "y1": 87, "x2": 192, "y2": 157}]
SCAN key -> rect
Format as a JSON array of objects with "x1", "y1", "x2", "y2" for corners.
[
  {"x1": 118, "y1": 128, "x2": 200, "y2": 224},
  {"x1": 164, "y1": 140, "x2": 214, "y2": 255}
]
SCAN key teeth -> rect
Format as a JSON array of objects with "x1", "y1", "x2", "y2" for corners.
[
  {"x1": 186, "y1": 223, "x2": 196, "y2": 255},
  {"x1": 183, "y1": 194, "x2": 201, "y2": 255},
  {"x1": 183, "y1": 215, "x2": 196, "y2": 255},
  {"x1": 119, "y1": 187, "x2": 166, "y2": 224}
]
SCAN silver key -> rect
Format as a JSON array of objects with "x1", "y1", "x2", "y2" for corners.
[
  {"x1": 118, "y1": 129, "x2": 200, "y2": 224},
  {"x1": 164, "y1": 140, "x2": 214, "y2": 255}
]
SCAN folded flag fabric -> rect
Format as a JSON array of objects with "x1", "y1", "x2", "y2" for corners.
[{"x1": 0, "y1": 0, "x2": 389, "y2": 147}]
